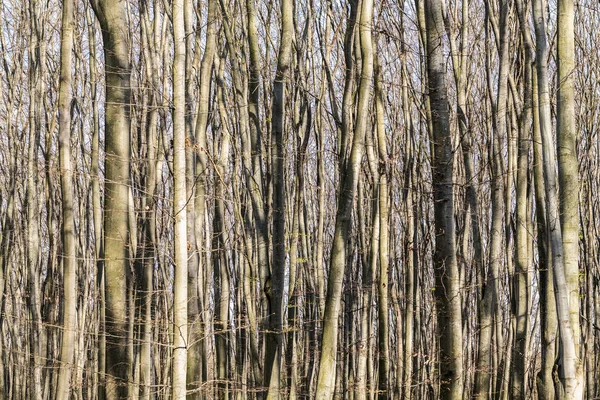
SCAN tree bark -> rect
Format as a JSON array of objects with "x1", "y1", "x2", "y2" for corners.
[
  {"x1": 265, "y1": 0, "x2": 294, "y2": 396},
  {"x1": 89, "y1": 0, "x2": 132, "y2": 397},
  {"x1": 556, "y1": 0, "x2": 584, "y2": 395},
  {"x1": 532, "y1": 0, "x2": 582, "y2": 396},
  {"x1": 56, "y1": 0, "x2": 76, "y2": 396},
  {"x1": 172, "y1": 0, "x2": 189, "y2": 397},
  {"x1": 424, "y1": 0, "x2": 463, "y2": 397},
  {"x1": 315, "y1": 0, "x2": 372, "y2": 397}
]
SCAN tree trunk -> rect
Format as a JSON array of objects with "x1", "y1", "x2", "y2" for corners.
[
  {"x1": 424, "y1": 0, "x2": 463, "y2": 397},
  {"x1": 188, "y1": 0, "x2": 217, "y2": 394},
  {"x1": 375, "y1": 55, "x2": 390, "y2": 400},
  {"x1": 89, "y1": 0, "x2": 132, "y2": 397},
  {"x1": 55, "y1": 0, "x2": 75, "y2": 396},
  {"x1": 532, "y1": 0, "x2": 582, "y2": 396},
  {"x1": 316, "y1": 0, "x2": 372, "y2": 397},
  {"x1": 556, "y1": 0, "x2": 584, "y2": 395},
  {"x1": 265, "y1": 0, "x2": 294, "y2": 396},
  {"x1": 531, "y1": 63, "x2": 557, "y2": 400},
  {"x1": 172, "y1": 0, "x2": 188, "y2": 397}
]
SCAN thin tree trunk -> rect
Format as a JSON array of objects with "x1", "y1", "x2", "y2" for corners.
[
  {"x1": 374, "y1": 54, "x2": 390, "y2": 400},
  {"x1": 424, "y1": 0, "x2": 463, "y2": 397},
  {"x1": 214, "y1": 54, "x2": 233, "y2": 399},
  {"x1": 56, "y1": 0, "x2": 76, "y2": 396},
  {"x1": 556, "y1": 0, "x2": 584, "y2": 395},
  {"x1": 316, "y1": 0, "x2": 372, "y2": 397},
  {"x1": 85, "y1": 8, "x2": 105, "y2": 399},
  {"x1": 512, "y1": 2, "x2": 535, "y2": 397},
  {"x1": 531, "y1": 63, "x2": 557, "y2": 400},
  {"x1": 532, "y1": 0, "x2": 582, "y2": 396},
  {"x1": 265, "y1": 0, "x2": 294, "y2": 396},
  {"x1": 474, "y1": 0, "x2": 509, "y2": 396},
  {"x1": 187, "y1": 0, "x2": 217, "y2": 394},
  {"x1": 27, "y1": 2, "x2": 47, "y2": 398},
  {"x1": 172, "y1": 0, "x2": 188, "y2": 397}
]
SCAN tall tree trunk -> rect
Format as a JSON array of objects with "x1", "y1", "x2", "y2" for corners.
[
  {"x1": 532, "y1": 0, "x2": 582, "y2": 396},
  {"x1": 27, "y1": 2, "x2": 47, "y2": 398},
  {"x1": 213, "y1": 54, "x2": 233, "y2": 399},
  {"x1": 172, "y1": 0, "x2": 188, "y2": 396},
  {"x1": 424, "y1": 0, "x2": 463, "y2": 397},
  {"x1": 556, "y1": 0, "x2": 584, "y2": 395},
  {"x1": 375, "y1": 55, "x2": 390, "y2": 400},
  {"x1": 56, "y1": 0, "x2": 75, "y2": 396},
  {"x1": 475, "y1": 1, "x2": 509, "y2": 397},
  {"x1": 182, "y1": 0, "x2": 201, "y2": 394},
  {"x1": 512, "y1": 2, "x2": 535, "y2": 396},
  {"x1": 137, "y1": 2, "x2": 161, "y2": 398},
  {"x1": 89, "y1": 0, "x2": 132, "y2": 397},
  {"x1": 316, "y1": 0, "x2": 372, "y2": 397},
  {"x1": 512, "y1": 69, "x2": 532, "y2": 400},
  {"x1": 85, "y1": 8, "x2": 105, "y2": 399},
  {"x1": 531, "y1": 64, "x2": 557, "y2": 400},
  {"x1": 188, "y1": 0, "x2": 217, "y2": 393},
  {"x1": 266, "y1": 0, "x2": 294, "y2": 396}
]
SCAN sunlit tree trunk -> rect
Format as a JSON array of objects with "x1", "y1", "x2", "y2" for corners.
[
  {"x1": 556, "y1": 0, "x2": 584, "y2": 395},
  {"x1": 316, "y1": 0, "x2": 372, "y2": 397},
  {"x1": 26, "y1": 2, "x2": 48, "y2": 398},
  {"x1": 531, "y1": 64, "x2": 557, "y2": 400},
  {"x1": 172, "y1": 0, "x2": 188, "y2": 396},
  {"x1": 533, "y1": 0, "x2": 581, "y2": 396},
  {"x1": 213, "y1": 54, "x2": 233, "y2": 399},
  {"x1": 55, "y1": 0, "x2": 75, "y2": 396},
  {"x1": 187, "y1": 0, "x2": 217, "y2": 394},
  {"x1": 89, "y1": 0, "x2": 132, "y2": 397},
  {"x1": 374, "y1": 54, "x2": 390, "y2": 400}
]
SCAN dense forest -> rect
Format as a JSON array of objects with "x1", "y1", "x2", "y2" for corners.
[{"x1": 0, "y1": 0, "x2": 599, "y2": 398}]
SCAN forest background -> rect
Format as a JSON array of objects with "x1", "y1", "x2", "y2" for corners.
[{"x1": 0, "y1": 0, "x2": 598, "y2": 398}]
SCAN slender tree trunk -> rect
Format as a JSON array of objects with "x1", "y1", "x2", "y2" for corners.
[
  {"x1": 556, "y1": 0, "x2": 584, "y2": 395},
  {"x1": 172, "y1": 0, "x2": 188, "y2": 396},
  {"x1": 375, "y1": 55, "x2": 390, "y2": 400},
  {"x1": 424, "y1": 0, "x2": 463, "y2": 397},
  {"x1": 182, "y1": 0, "x2": 200, "y2": 394},
  {"x1": 56, "y1": 0, "x2": 75, "y2": 396},
  {"x1": 398, "y1": 16, "x2": 417, "y2": 395},
  {"x1": 316, "y1": 0, "x2": 372, "y2": 397},
  {"x1": 85, "y1": 9, "x2": 105, "y2": 399},
  {"x1": 512, "y1": 2, "x2": 535, "y2": 397},
  {"x1": 187, "y1": 0, "x2": 217, "y2": 395},
  {"x1": 532, "y1": 65, "x2": 557, "y2": 400},
  {"x1": 533, "y1": 0, "x2": 582, "y2": 396},
  {"x1": 265, "y1": 0, "x2": 294, "y2": 396},
  {"x1": 213, "y1": 54, "x2": 233, "y2": 399},
  {"x1": 27, "y1": 2, "x2": 47, "y2": 397},
  {"x1": 475, "y1": 1, "x2": 508, "y2": 397}
]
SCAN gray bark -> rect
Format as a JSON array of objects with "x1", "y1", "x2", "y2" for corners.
[
  {"x1": 424, "y1": 0, "x2": 464, "y2": 397},
  {"x1": 89, "y1": 0, "x2": 133, "y2": 397},
  {"x1": 56, "y1": 0, "x2": 76, "y2": 396}
]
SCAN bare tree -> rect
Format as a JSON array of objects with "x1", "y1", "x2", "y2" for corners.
[
  {"x1": 56, "y1": 0, "x2": 76, "y2": 397},
  {"x1": 89, "y1": 0, "x2": 132, "y2": 397},
  {"x1": 424, "y1": 0, "x2": 463, "y2": 397}
]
